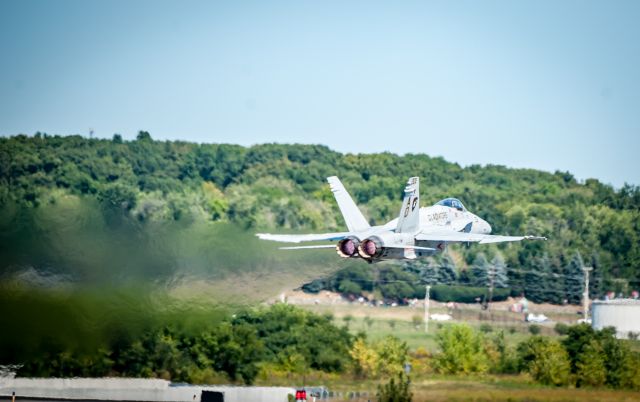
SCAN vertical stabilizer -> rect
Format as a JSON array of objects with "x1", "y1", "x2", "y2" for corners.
[
  {"x1": 327, "y1": 176, "x2": 370, "y2": 232},
  {"x1": 396, "y1": 177, "x2": 420, "y2": 233}
]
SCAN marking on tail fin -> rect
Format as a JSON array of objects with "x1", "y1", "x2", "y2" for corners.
[
  {"x1": 327, "y1": 176, "x2": 370, "y2": 232},
  {"x1": 396, "y1": 176, "x2": 420, "y2": 233}
]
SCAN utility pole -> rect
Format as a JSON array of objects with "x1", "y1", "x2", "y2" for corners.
[
  {"x1": 487, "y1": 264, "x2": 495, "y2": 310},
  {"x1": 424, "y1": 285, "x2": 431, "y2": 333},
  {"x1": 582, "y1": 266, "x2": 593, "y2": 322}
]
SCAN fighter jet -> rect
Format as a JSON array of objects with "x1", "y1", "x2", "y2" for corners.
[{"x1": 257, "y1": 176, "x2": 546, "y2": 262}]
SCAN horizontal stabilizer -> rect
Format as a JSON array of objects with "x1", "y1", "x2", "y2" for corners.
[
  {"x1": 386, "y1": 244, "x2": 436, "y2": 251},
  {"x1": 256, "y1": 232, "x2": 348, "y2": 243},
  {"x1": 279, "y1": 245, "x2": 337, "y2": 250}
]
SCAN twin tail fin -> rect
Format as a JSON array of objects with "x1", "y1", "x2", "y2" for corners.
[{"x1": 396, "y1": 177, "x2": 420, "y2": 233}]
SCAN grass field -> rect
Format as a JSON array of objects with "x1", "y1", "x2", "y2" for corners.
[
  {"x1": 408, "y1": 377, "x2": 640, "y2": 402},
  {"x1": 299, "y1": 303, "x2": 557, "y2": 351},
  {"x1": 258, "y1": 372, "x2": 640, "y2": 401},
  {"x1": 338, "y1": 315, "x2": 536, "y2": 351}
]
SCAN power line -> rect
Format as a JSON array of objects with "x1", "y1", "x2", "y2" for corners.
[
  {"x1": 318, "y1": 274, "x2": 596, "y2": 297},
  {"x1": 319, "y1": 277, "x2": 577, "y2": 295},
  {"x1": 424, "y1": 285, "x2": 430, "y2": 333}
]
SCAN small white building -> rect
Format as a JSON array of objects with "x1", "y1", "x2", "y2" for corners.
[{"x1": 591, "y1": 299, "x2": 640, "y2": 339}]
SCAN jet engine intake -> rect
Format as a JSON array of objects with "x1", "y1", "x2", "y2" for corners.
[{"x1": 336, "y1": 237, "x2": 360, "y2": 258}]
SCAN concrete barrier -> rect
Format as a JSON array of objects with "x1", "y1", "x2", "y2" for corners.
[{"x1": 0, "y1": 378, "x2": 295, "y2": 402}]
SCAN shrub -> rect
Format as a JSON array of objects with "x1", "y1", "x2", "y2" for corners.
[
  {"x1": 349, "y1": 338, "x2": 378, "y2": 378},
  {"x1": 562, "y1": 323, "x2": 640, "y2": 389},
  {"x1": 433, "y1": 324, "x2": 489, "y2": 375},
  {"x1": 479, "y1": 323, "x2": 493, "y2": 333},
  {"x1": 517, "y1": 336, "x2": 571, "y2": 386},
  {"x1": 430, "y1": 285, "x2": 511, "y2": 303},
  {"x1": 528, "y1": 324, "x2": 541, "y2": 335},
  {"x1": 232, "y1": 304, "x2": 353, "y2": 374},
  {"x1": 301, "y1": 279, "x2": 326, "y2": 293},
  {"x1": 487, "y1": 331, "x2": 518, "y2": 374},
  {"x1": 349, "y1": 336, "x2": 408, "y2": 379},
  {"x1": 562, "y1": 324, "x2": 601, "y2": 372},
  {"x1": 408, "y1": 347, "x2": 431, "y2": 376},
  {"x1": 338, "y1": 279, "x2": 362, "y2": 296},
  {"x1": 626, "y1": 353, "x2": 640, "y2": 390},
  {"x1": 601, "y1": 335, "x2": 638, "y2": 389},
  {"x1": 377, "y1": 372, "x2": 412, "y2": 402},
  {"x1": 554, "y1": 322, "x2": 570, "y2": 335},
  {"x1": 375, "y1": 336, "x2": 409, "y2": 377},
  {"x1": 576, "y1": 339, "x2": 606, "y2": 387}
]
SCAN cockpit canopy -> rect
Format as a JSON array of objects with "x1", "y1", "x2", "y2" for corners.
[{"x1": 435, "y1": 198, "x2": 466, "y2": 211}]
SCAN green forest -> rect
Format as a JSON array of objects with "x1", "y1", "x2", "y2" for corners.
[{"x1": 1, "y1": 132, "x2": 638, "y2": 302}]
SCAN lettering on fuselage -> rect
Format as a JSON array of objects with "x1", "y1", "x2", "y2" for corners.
[{"x1": 427, "y1": 211, "x2": 448, "y2": 222}]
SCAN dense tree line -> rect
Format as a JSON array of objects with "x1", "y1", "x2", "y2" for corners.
[
  {"x1": 428, "y1": 323, "x2": 640, "y2": 390},
  {"x1": 14, "y1": 299, "x2": 638, "y2": 391},
  {"x1": 16, "y1": 304, "x2": 353, "y2": 385},
  {"x1": 1, "y1": 133, "x2": 639, "y2": 301},
  {"x1": 303, "y1": 250, "x2": 602, "y2": 305}
]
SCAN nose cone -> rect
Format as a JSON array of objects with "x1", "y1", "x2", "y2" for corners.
[
  {"x1": 483, "y1": 220, "x2": 492, "y2": 234},
  {"x1": 470, "y1": 218, "x2": 491, "y2": 234}
]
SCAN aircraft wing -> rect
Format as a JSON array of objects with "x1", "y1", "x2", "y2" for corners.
[
  {"x1": 279, "y1": 244, "x2": 436, "y2": 251},
  {"x1": 415, "y1": 232, "x2": 546, "y2": 244},
  {"x1": 256, "y1": 232, "x2": 350, "y2": 243}
]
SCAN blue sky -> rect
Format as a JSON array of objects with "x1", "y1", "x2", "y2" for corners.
[{"x1": 1, "y1": 0, "x2": 639, "y2": 187}]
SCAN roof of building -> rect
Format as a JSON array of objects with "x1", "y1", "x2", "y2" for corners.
[{"x1": 593, "y1": 298, "x2": 640, "y2": 305}]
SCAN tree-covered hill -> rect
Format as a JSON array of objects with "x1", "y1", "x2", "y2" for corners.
[{"x1": 1, "y1": 132, "x2": 639, "y2": 296}]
